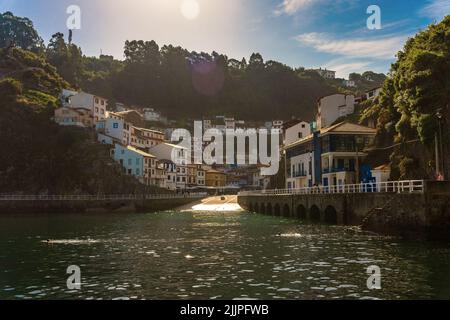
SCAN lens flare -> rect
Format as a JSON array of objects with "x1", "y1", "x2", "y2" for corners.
[{"x1": 180, "y1": 0, "x2": 200, "y2": 20}]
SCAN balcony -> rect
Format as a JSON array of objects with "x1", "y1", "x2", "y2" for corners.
[
  {"x1": 292, "y1": 172, "x2": 308, "y2": 178},
  {"x1": 322, "y1": 167, "x2": 355, "y2": 174}
]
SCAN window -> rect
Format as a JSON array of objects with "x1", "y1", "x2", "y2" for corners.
[
  {"x1": 302, "y1": 124, "x2": 306, "y2": 128},
  {"x1": 136, "y1": 159, "x2": 140, "y2": 165},
  {"x1": 128, "y1": 159, "x2": 132, "y2": 166},
  {"x1": 136, "y1": 168, "x2": 140, "y2": 175},
  {"x1": 95, "y1": 107, "x2": 99, "y2": 113},
  {"x1": 101, "y1": 100, "x2": 105, "y2": 105},
  {"x1": 113, "y1": 123, "x2": 119, "y2": 129},
  {"x1": 95, "y1": 98, "x2": 99, "y2": 104},
  {"x1": 298, "y1": 132, "x2": 303, "y2": 139}
]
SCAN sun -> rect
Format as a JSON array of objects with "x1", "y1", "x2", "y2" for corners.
[{"x1": 180, "y1": 0, "x2": 200, "y2": 20}]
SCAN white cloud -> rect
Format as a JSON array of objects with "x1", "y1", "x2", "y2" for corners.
[
  {"x1": 295, "y1": 32, "x2": 408, "y2": 60},
  {"x1": 274, "y1": 0, "x2": 316, "y2": 16},
  {"x1": 323, "y1": 58, "x2": 371, "y2": 79},
  {"x1": 420, "y1": 0, "x2": 450, "y2": 21}
]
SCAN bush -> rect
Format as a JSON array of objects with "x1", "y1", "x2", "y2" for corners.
[{"x1": 0, "y1": 77, "x2": 23, "y2": 97}]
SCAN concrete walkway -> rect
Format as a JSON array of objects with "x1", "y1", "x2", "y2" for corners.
[{"x1": 176, "y1": 195, "x2": 243, "y2": 212}]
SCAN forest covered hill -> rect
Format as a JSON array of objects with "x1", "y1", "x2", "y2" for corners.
[{"x1": 1, "y1": 12, "x2": 385, "y2": 122}]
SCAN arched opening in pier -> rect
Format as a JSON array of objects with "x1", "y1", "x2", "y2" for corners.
[
  {"x1": 296, "y1": 205, "x2": 307, "y2": 220},
  {"x1": 324, "y1": 206, "x2": 338, "y2": 225},
  {"x1": 274, "y1": 204, "x2": 281, "y2": 217},
  {"x1": 266, "y1": 203, "x2": 273, "y2": 215},
  {"x1": 310, "y1": 205, "x2": 321, "y2": 223},
  {"x1": 260, "y1": 203, "x2": 266, "y2": 214},
  {"x1": 248, "y1": 203, "x2": 254, "y2": 212},
  {"x1": 253, "y1": 203, "x2": 259, "y2": 213},
  {"x1": 283, "y1": 204, "x2": 290, "y2": 217}
]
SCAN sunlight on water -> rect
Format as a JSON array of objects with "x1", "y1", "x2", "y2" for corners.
[
  {"x1": 0, "y1": 209, "x2": 449, "y2": 300},
  {"x1": 191, "y1": 203, "x2": 243, "y2": 212},
  {"x1": 183, "y1": 196, "x2": 243, "y2": 212}
]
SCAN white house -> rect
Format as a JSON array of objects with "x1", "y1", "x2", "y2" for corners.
[
  {"x1": 343, "y1": 80, "x2": 356, "y2": 87},
  {"x1": 285, "y1": 121, "x2": 311, "y2": 146},
  {"x1": 131, "y1": 127, "x2": 165, "y2": 150},
  {"x1": 159, "y1": 160, "x2": 178, "y2": 191},
  {"x1": 314, "y1": 68, "x2": 336, "y2": 79},
  {"x1": 96, "y1": 116, "x2": 131, "y2": 146},
  {"x1": 225, "y1": 118, "x2": 236, "y2": 130},
  {"x1": 272, "y1": 120, "x2": 284, "y2": 130},
  {"x1": 143, "y1": 108, "x2": 163, "y2": 122},
  {"x1": 61, "y1": 89, "x2": 107, "y2": 123},
  {"x1": 371, "y1": 164, "x2": 391, "y2": 184},
  {"x1": 317, "y1": 94, "x2": 355, "y2": 130},
  {"x1": 149, "y1": 143, "x2": 189, "y2": 190},
  {"x1": 366, "y1": 87, "x2": 382, "y2": 100},
  {"x1": 285, "y1": 135, "x2": 315, "y2": 189},
  {"x1": 112, "y1": 145, "x2": 166, "y2": 187},
  {"x1": 115, "y1": 102, "x2": 127, "y2": 112},
  {"x1": 149, "y1": 142, "x2": 189, "y2": 166}
]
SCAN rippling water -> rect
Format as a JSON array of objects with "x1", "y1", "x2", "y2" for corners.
[{"x1": 0, "y1": 210, "x2": 449, "y2": 300}]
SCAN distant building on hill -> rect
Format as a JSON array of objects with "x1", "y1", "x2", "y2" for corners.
[
  {"x1": 365, "y1": 87, "x2": 382, "y2": 100},
  {"x1": 60, "y1": 89, "x2": 107, "y2": 123},
  {"x1": 313, "y1": 68, "x2": 336, "y2": 79},
  {"x1": 54, "y1": 107, "x2": 94, "y2": 128},
  {"x1": 115, "y1": 110, "x2": 144, "y2": 127},
  {"x1": 343, "y1": 79, "x2": 356, "y2": 87},
  {"x1": 130, "y1": 127, "x2": 165, "y2": 150},
  {"x1": 143, "y1": 107, "x2": 167, "y2": 124}
]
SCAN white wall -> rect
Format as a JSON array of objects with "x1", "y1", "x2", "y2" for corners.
[
  {"x1": 317, "y1": 94, "x2": 355, "y2": 129},
  {"x1": 285, "y1": 121, "x2": 311, "y2": 145},
  {"x1": 149, "y1": 143, "x2": 188, "y2": 165},
  {"x1": 286, "y1": 152, "x2": 314, "y2": 189}
]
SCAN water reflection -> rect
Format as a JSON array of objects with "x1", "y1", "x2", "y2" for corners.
[{"x1": 0, "y1": 210, "x2": 449, "y2": 300}]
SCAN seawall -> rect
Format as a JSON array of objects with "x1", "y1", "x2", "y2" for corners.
[
  {"x1": 237, "y1": 181, "x2": 450, "y2": 240},
  {"x1": 0, "y1": 197, "x2": 204, "y2": 214}
]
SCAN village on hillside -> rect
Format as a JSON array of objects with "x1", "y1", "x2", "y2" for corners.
[{"x1": 53, "y1": 77, "x2": 386, "y2": 193}]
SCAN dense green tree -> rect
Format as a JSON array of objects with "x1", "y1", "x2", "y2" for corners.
[
  {"x1": 361, "y1": 15, "x2": 450, "y2": 179},
  {"x1": 0, "y1": 12, "x2": 44, "y2": 52},
  {"x1": 46, "y1": 32, "x2": 84, "y2": 86}
]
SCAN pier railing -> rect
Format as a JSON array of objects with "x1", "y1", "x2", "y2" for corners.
[
  {"x1": 0, "y1": 193, "x2": 208, "y2": 201},
  {"x1": 239, "y1": 180, "x2": 425, "y2": 196}
]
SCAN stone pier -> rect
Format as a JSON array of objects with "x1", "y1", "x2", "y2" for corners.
[{"x1": 238, "y1": 181, "x2": 450, "y2": 240}]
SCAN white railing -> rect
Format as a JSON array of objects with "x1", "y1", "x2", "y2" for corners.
[
  {"x1": 0, "y1": 193, "x2": 208, "y2": 201},
  {"x1": 239, "y1": 180, "x2": 425, "y2": 196}
]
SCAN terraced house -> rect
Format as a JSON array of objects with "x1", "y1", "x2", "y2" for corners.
[
  {"x1": 112, "y1": 145, "x2": 166, "y2": 187},
  {"x1": 285, "y1": 122, "x2": 377, "y2": 189}
]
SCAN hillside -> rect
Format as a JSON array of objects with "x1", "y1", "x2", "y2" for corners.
[
  {"x1": 355, "y1": 15, "x2": 450, "y2": 180},
  {"x1": 0, "y1": 47, "x2": 154, "y2": 194}
]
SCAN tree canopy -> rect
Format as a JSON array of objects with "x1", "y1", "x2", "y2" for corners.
[
  {"x1": 0, "y1": 11, "x2": 44, "y2": 52},
  {"x1": 361, "y1": 15, "x2": 450, "y2": 179}
]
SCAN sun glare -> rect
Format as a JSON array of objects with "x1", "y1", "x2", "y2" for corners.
[{"x1": 180, "y1": 0, "x2": 200, "y2": 20}]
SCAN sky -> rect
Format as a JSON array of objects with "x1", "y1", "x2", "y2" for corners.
[{"x1": 1, "y1": 0, "x2": 449, "y2": 78}]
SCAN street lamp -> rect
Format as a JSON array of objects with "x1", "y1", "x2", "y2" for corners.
[{"x1": 436, "y1": 109, "x2": 445, "y2": 180}]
